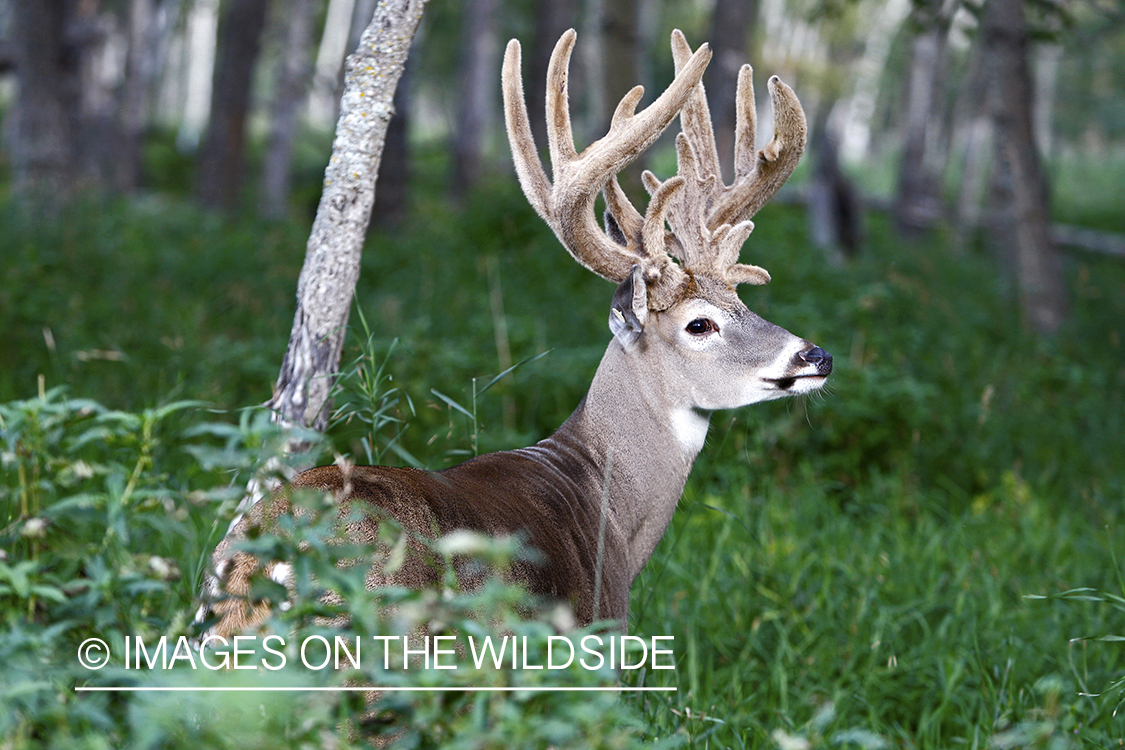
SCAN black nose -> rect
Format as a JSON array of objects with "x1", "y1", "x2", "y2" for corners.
[{"x1": 799, "y1": 346, "x2": 833, "y2": 376}]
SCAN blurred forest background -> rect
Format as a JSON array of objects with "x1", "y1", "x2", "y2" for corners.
[
  {"x1": 4, "y1": 0, "x2": 1124, "y2": 272},
  {"x1": 3, "y1": 0, "x2": 1125, "y2": 747},
  {"x1": 2, "y1": 0, "x2": 1124, "y2": 349}
]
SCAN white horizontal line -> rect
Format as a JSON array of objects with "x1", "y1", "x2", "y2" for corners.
[{"x1": 75, "y1": 686, "x2": 676, "y2": 693}]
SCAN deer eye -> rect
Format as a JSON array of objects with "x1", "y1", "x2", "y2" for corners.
[{"x1": 685, "y1": 318, "x2": 717, "y2": 336}]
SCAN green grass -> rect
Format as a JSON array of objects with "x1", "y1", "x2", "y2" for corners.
[{"x1": 2, "y1": 143, "x2": 1124, "y2": 747}]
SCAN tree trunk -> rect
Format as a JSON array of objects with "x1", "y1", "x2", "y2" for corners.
[
  {"x1": 370, "y1": 65, "x2": 411, "y2": 228},
  {"x1": 981, "y1": 0, "x2": 1067, "y2": 335},
  {"x1": 196, "y1": 0, "x2": 271, "y2": 210},
  {"x1": 352, "y1": 0, "x2": 409, "y2": 228},
  {"x1": 306, "y1": 0, "x2": 357, "y2": 129},
  {"x1": 833, "y1": 0, "x2": 912, "y2": 163},
  {"x1": 808, "y1": 128, "x2": 864, "y2": 263},
  {"x1": 260, "y1": 0, "x2": 317, "y2": 219},
  {"x1": 894, "y1": 0, "x2": 955, "y2": 235},
  {"x1": 176, "y1": 0, "x2": 221, "y2": 150},
  {"x1": 529, "y1": 0, "x2": 576, "y2": 151},
  {"x1": 600, "y1": 0, "x2": 641, "y2": 191},
  {"x1": 451, "y1": 0, "x2": 499, "y2": 198},
  {"x1": 115, "y1": 0, "x2": 159, "y2": 194},
  {"x1": 269, "y1": 0, "x2": 428, "y2": 438},
  {"x1": 9, "y1": 0, "x2": 82, "y2": 201},
  {"x1": 707, "y1": 0, "x2": 757, "y2": 182}
]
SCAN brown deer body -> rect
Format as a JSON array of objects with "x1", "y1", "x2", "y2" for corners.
[{"x1": 206, "y1": 29, "x2": 831, "y2": 638}]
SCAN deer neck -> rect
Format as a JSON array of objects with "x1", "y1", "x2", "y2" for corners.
[{"x1": 539, "y1": 338, "x2": 708, "y2": 583}]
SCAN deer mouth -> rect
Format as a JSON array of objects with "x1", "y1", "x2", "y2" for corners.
[
  {"x1": 765, "y1": 376, "x2": 798, "y2": 390},
  {"x1": 763, "y1": 374, "x2": 826, "y2": 391}
]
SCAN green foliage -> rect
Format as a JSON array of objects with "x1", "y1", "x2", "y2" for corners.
[
  {"x1": 0, "y1": 193, "x2": 303, "y2": 410},
  {"x1": 0, "y1": 387, "x2": 654, "y2": 749},
  {"x1": 0, "y1": 387, "x2": 268, "y2": 746}
]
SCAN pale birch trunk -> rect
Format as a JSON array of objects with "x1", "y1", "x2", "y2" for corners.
[
  {"x1": 176, "y1": 0, "x2": 220, "y2": 149},
  {"x1": 269, "y1": 0, "x2": 428, "y2": 442},
  {"x1": 306, "y1": 0, "x2": 357, "y2": 129}
]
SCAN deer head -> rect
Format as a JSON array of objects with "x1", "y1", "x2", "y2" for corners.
[{"x1": 502, "y1": 29, "x2": 828, "y2": 427}]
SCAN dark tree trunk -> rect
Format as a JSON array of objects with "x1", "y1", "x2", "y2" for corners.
[
  {"x1": 451, "y1": 0, "x2": 499, "y2": 199},
  {"x1": 9, "y1": 0, "x2": 82, "y2": 201},
  {"x1": 529, "y1": 0, "x2": 576, "y2": 152},
  {"x1": 894, "y1": 0, "x2": 955, "y2": 235},
  {"x1": 601, "y1": 0, "x2": 639, "y2": 108},
  {"x1": 197, "y1": 0, "x2": 271, "y2": 210},
  {"x1": 260, "y1": 0, "x2": 317, "y2": 219},
  {"x1": 600, "y1": 0, "x2": 641, "y2": 191},
  {"x1": 808, "y1": 128, "x2": 864, "y2": 263},
  {"x1": 115, "y1": 0, "x2": 159, "y2": 194},
  {"x1": 370, "y1": 66, "x2": 411, "y2": 228},
  {"x1": 707, "y1": 0, "x2": 757, "y2": 182},
  {"x1": 981, "y1": 0, "x2": 1067, "y2": 334}
]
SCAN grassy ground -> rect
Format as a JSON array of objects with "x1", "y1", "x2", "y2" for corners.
[{"x1": 2, "y1": 146, "x2": 1124, "y2": 747}]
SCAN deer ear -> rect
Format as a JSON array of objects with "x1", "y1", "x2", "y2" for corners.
[{"x1": 609, "y1": 266, "x2": 649, "y2": 346}]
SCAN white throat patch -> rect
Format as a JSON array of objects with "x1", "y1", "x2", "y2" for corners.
[{"x1": 671, "y1": 407, "x2": 710, "y2": 455}]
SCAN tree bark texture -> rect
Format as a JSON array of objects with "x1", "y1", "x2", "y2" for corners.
[
  {"x1": 981, "y1": 0, "x2": 1068, "y2": 335},
  {"x1": 197, "y1": 0, "x2": 271, "y2": 209},
  {"x1": 269, "y1": 0, "x2": 428, "y2": 435},
  {"x1": 352, "y1": 0, "x2": 409, "y2": 227}
]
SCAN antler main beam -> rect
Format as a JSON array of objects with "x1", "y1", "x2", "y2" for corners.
[{"x1": 502, "y1": 29, "x2": 710, "y2": 287}]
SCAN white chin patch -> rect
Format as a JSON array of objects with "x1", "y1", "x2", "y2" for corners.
[{"x1": 787, "y1": 375, "x2": 828, "y2": 394}]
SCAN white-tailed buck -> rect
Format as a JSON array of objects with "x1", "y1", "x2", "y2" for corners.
[{"x1": 206, "y1": 29, "x2": 831, "y2": 636}]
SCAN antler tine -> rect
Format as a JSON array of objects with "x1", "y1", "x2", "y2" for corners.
[
  {"x1": 669, "y1": 30, "x2": 721, "y2": 186},
  {"x1": 732, "y1": 64, "x2": 758, "y2": 180},
  {"x1": 544, "y1": 31, "x2": 579, "y2": 175},
  {"x1": 502, "y1": 38, "x2": 551, "y2": 219},
  {"x1": 708, "y1": 73, "x2": 807, "y2": 231},
  {"x1": 502, "y1": 29, "x2": 711, "y2": 290}
]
